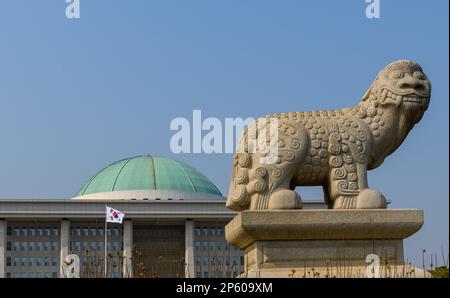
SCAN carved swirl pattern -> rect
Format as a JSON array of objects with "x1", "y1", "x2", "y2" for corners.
[
  {"x1": 236, "y1": 170, "x2": 249, "y2": 184},
  {"x1": 255, "y1": 167, "x2": 268, "y2": 178},
  {"x1": 238, "y1": 153, "x2": 251, "y2": 168},
  {"x1": 327, "y1": 117, "x2": 361, "y2": 195},
  {"x1": 229, "y1": 185, "x2": 249, "y2": 205},
  {"x1": 253, "y1": 179, "x2": 266, "y2": 192}
]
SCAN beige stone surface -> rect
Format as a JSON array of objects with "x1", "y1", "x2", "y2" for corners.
[
  {"x1": 226, "y1": 209, "x2": 424, "y2": 248},
  {"x1": 226, "y1": 209, "x2": 429, "y2": 278},
  {"x1": 241, "y1": 265, "x2": 431, "y2": 278},
  {"x1": 226, "y1": 60, "x2": 431, "y2": 210}
]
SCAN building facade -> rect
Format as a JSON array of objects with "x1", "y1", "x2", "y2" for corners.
[{"x1": 0, "y1": 156, "x2": 324, "y2": 278}]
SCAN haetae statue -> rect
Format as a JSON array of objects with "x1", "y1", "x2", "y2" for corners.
[{"x1": 227, "y1": 60, "x2": 431, "y2": 211}]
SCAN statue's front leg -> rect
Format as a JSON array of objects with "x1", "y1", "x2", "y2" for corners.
[{"x1": 328, "y1": 161, "x2": 387, "y2": 209}]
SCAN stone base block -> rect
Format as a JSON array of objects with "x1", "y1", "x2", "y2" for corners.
[{"x1": 225, "y1": 209, "x2": 429, "y2": 278}]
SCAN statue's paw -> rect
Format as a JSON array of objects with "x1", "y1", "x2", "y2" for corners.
[
  {"x1": 333, "y1": 196, "x2": 357, "y2": 209},
  {"x1": 268, "y1": 189, "x2": 303, "y2": 210},
  {"x1": 355, "y1": 188, "x2": 387, "y2": 209}
]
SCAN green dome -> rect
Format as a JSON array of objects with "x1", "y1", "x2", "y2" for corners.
[{"x1": 76, "y1": 156, "x2": 222, "y2": 197}]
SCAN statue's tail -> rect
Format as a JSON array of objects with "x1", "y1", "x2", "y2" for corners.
[{"x1": 226, "y1": 152, "x2": 252, "y2": 211}]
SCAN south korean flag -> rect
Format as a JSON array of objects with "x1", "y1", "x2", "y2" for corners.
[{"x1": 106, "y1": 206, "x2": 125, "y2": 224}]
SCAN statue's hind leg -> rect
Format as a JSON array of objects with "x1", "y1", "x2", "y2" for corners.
[
  {"x1": 328, "y1": 161, "x2": 387, "y2": 209},
  {"x1": 247, "y1": 119, "x2": 308, "y2": 210}
]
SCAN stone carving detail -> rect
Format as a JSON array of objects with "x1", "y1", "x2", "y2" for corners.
[{"x1": 227, "y1": 60, "x2": 431, "y2": 210}]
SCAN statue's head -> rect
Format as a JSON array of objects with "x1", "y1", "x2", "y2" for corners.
[{"x1": 362, "y1": 60, "x2": 431, "y2": 125}]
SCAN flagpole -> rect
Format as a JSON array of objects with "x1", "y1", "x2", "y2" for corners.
[{"x1": 104, "y1": 203, "x2": 107, "y2": 278}]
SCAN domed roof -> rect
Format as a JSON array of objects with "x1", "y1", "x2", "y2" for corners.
[{"x1": 76, "y1": 156, "x2": 222, "y2": 197}]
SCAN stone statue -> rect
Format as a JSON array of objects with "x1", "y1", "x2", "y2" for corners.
[{"x1": 227, "y1": 60, "x2": 431, "y2": 211}]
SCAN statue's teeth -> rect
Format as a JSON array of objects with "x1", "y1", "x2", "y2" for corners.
[
  {"x1": 397, "y1": 95, "x2": 402, "y2": 101},
  {"x1": 381, "y1": 89, "x2": 387, "y2": 101}
]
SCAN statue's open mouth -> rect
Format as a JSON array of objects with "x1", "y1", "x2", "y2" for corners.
[{"x1": 381, "y1": 88, "x2": 429, "y2": 104}]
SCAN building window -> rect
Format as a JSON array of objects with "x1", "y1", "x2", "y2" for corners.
[
  {"x1": 202, "y1": 242, "x2": 208, "y2": 251},
  {"x1": 14, "y1": 228, "x2": 20, "y2": 236},
  {"x1": 210, "y1": 228, "x2": 216, "y2": 236},
  {"x1": 233, "y1": 256, "x2": 238, "y2": 266},
  {"x1": 37, "y1": 228, "x2": 43, "y2": 236},
  {"x1": 90, "y1": 228, "x2": 96, "y2": 237},
  {"x1": 195, "y1": 228, "x2": 201, "y2": 236},
  {"x1": 195, "y1": 241, "x2": 200, "y2": 251},
  {"x1": 217, "y1": 227, "x2": 223, "y2": 236},
  {"x1": 210, "y1": 242, "x2": 215, "y2": 251},
  {"x1": 29, "y1": 228, "x2": 35, "y2": 236},
  {"x1": 202, "y1": 228, "x2": 208, "y2": 237},
  {"x1": 6, "y1": 241, "x2": 11, "y2": 251},
  {"x1": 83, "y1": 228, "x2": 89, "y2": 237},
  {"x1": 7, "y1": 227, "x2": 11, "y2": 235},
  {"x1": 21, "y1": 228, "x2": 27, "y2": 236},
  {"x1": 6, "y1": 257, "x2": 11, "y2": 266},
  {"x1": 52, "y1": 228, "x2": 58, "y2": 236}
]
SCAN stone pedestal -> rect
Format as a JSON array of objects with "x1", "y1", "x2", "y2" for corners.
[{"x1": 225, "y1": 209, "x2": 429, "y2": 278}]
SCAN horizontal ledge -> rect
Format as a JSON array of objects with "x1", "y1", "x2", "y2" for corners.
[
  {"x1": 225, "y1": 209, "x2": 424, "y2": 248},
  {"x1": 0, "y1": 213, "x2": 235, "y2": 220}
]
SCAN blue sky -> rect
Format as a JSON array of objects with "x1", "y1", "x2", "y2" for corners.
[{"x1": 0, "y1": 0, "x2": 448, "y2": 266}]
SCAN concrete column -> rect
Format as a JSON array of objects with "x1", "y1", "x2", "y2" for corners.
[
  {"x1": 0, "y1": 220, "x2": 6, "y2": 278},
  {"x1": 185, "y1": 219, "x2": 195, "y2": 278},
  {"x1": 123, "y1": 220, "x2": 133, "y2": 278},
  {"x1": 59, "y1": 219, "x2": 70, "y2": 278}
]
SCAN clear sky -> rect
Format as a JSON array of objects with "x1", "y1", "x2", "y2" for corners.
[{"x1": 0, "y1": 0, "x2": 448, "y2": 267}]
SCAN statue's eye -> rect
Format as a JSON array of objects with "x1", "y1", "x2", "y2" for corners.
[
  {"x1": 413, "y1": 71, "x2": 425, "y2": 80},
  {"x1": 389, "y1": 70, "x2": 403, "y2": 79}
]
